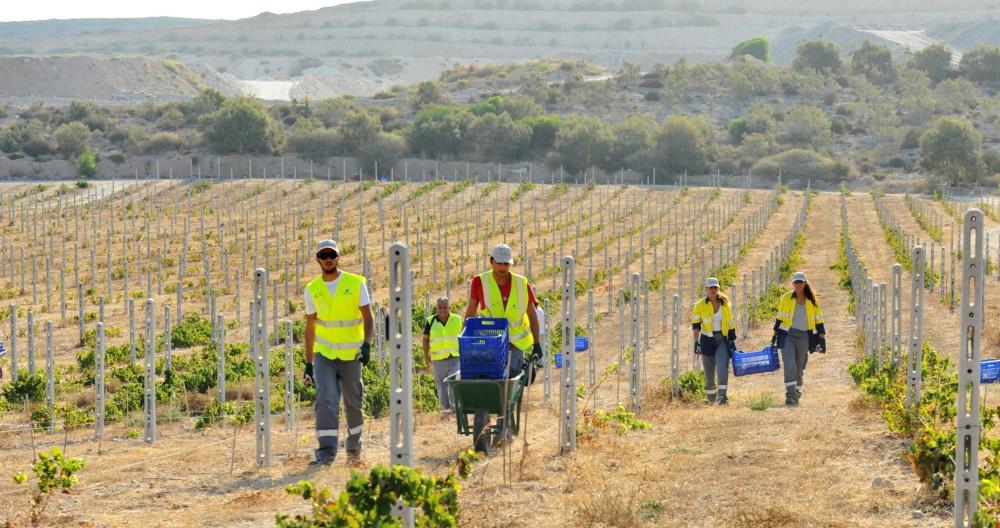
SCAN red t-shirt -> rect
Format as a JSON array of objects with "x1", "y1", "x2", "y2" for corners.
[{"x1": 469, "y1": 274, "x2": 537, "y2": 312}]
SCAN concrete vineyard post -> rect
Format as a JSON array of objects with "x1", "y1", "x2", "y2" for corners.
[
  {"x1": 587, "y1": 289, "x2": 596, "y2": 387},
  {"x1": 129, "y1": 299, "x2": 136, "y2": 363},
  {"x1": 216, "y1": 314, "x2": 226, "y2": 404},
  {"x1": 542, "y1": 298, "x2": 552, "y2": 403},
  {"x1": 164, "y1": 307, "x2": 172, "y2": 372},
  {"x1": 252, "y1": 268, "x2": 271, "y2": 467},
  {"x1": 891, "y1": 265, "x2": 902, "y2": 367},
  {"x1": 284, "y1": 320, "x2": 295, "y2": 431},
  {"x1": 45, "y1": 321, "x2": 54, "y2": 434},
  {"x1": 388, "y1": 243, "x2": 415, "y2": 526},
  {"x1": 629, "y1": 273, "x2": 642, "y2": 414},
  {"x1": 144, "y1": 299, "x2": 156, "y2": 444},
  {"x1": 906, "y1": 246, "x2": 926, "y2": 408},
  {"x1": 955, "y1": 209, "x2": 985, "y2": 527},
  {"x1": 94, "y1": 322, "x2": 106, "y2": 441},
  {"x1": 9, "y1": 305, "x2": 16, "y2": 382},
  {"x1": 27, "y1": 311, "x2": 35, "y2": 375},
  {"x1": 670, "y1": 294, "x2": 680, "y2": 398},
  {"x1": 558, "y1": 256, "x2": 576, "y2": 455}
]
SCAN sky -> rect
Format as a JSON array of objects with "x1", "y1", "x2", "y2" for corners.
[{"x1": 0, "y1": 1, "x2": 357, "y2": 22}]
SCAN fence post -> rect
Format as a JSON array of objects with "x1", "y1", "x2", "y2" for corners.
[
  {"x1": 284, "y1": 320, "x2": 295, "y2": 431},
  {"x1": 388, "y1": 242, "x2": 414, "y2": 526},
  {"x1": 144, "y1": 299, "x2": 156, "y2": 443},
  {"x1": 955, "y1": 209, "x2": 984, "y2": 527},
  {"x1": 906, "y1": 247, "x2": 925, "y2": 408},
  {"x1": 252, "y1": 268, "x2": 271, "y2": 467},
  {"x1": 558, "y1": 256, "x2": 577, "y2": 455},
  {"x1": 94, "y1": 322, "x2": 105, "y2": 441}
]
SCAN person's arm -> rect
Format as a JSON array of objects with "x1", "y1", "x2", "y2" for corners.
[
  {"x1": 360, "y1": 304, "x2": 374, "y2": 345},
  {"x1": 305, "y1": 313, "x2": 317, "y2": 365},
  {"x1": 422, "y1": 319, "x2": 432, "y2": 365},
  {"x1": 526, "y1": 303, "x2": 540, "y2": 345},
  {"x1": 464, "y1": 276, "x2": 480, "y2": 325}
]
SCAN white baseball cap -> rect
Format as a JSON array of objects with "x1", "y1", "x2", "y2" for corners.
[
  {"x1": 705, "y1": 277, "x2": 720, "y2": 288},
  {"x1": 490, "y1": 243, "x2": 513, "y2": 264},
  {"x1": 792, "y1": 272, "x2": 807, "y2": 282},
  {"x1": 316, "y1": 240, "x2": 339, "y2": 254}
]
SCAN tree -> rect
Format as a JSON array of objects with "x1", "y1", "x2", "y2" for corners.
[
  {"x1": 519, "y1": 114, "x2": 561, "y2": 156},
  {"x1": 792, "y1": 39, "x2": 843, "y2": 75},
  {"x1": 730, "y1": 36, "x2": 771, "y2": 62},
  {"x1": 198, "y1": 96, "x2": 283, "y2": 154},
  {"x1": 358, "y1": 132, "x2": 406, "y2": 177},
  {"x1": 908, "y1": 43, "x2": 953, "y2": 83},
  {"x1": 339, "y1": 109, "x2": 382, "y2": 156},
  {"x1": 465, "y1": 112, "x2": 531, "y2": 163},
  {"x1": 157, "y1": 108, "x2": 185, "y2": 131},
  {"x1": 415, "y1": 81, "x2": 445, "y2": 108},
  {"x1": 408, "y1": 106, "x2": 472, "y2": 159},
  {"x1": 605, "y1": 114, "x2": 656, "y2": 172},
  {"x1": 779, "y1": 106, "x2": 831, "y2": 150},
  {"x1": 54, "y1": 121, "x2": 91, "y2": 158},
  {"x1": 919, "y1": 117, "x2": 985, "y2": 185},
  {"x1": 851, "y1": 39, "x2": 897, "y2": 83},
  {"x1": 959, "y1": 45, "x2": 1000, "y2": 83},
  {"x1": 68, "y1": 99, "x2": 96, "y2": 122},
  {"x1": 649, "y1": 115, "x2": 716, "y2": 176},
  {"x1": 75, "y1": 149, "x2": 97, "y2": 177},
  {"x1": 549, "y1": 115, "x2": 614, "y2": 175}
]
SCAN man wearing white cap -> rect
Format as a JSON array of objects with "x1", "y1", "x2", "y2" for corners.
[
  {"x1": 303, "y1": 239, "x2": 374, "y2": 466},
  {"x1": 465, "y1": 243, "x2": 543, "y2": 376},
  {"x1": 772, "y1": 271, "x2": 826, "y2": 406}
]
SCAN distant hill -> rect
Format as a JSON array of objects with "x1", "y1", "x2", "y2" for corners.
[{"x1": 0, "y1": 17, "x2": 214, "y2": 40}]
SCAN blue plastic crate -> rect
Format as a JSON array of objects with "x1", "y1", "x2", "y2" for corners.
[
  {"x1": 733, "y1": 346, "x2": 780, "y2": 377},
  {"x1": 575, "y1": 336, "x2": 589, "y2": 352},
  {"x1": 983, "y1": 359, "x2": 1000, "y2": 383},
  {"x1": 554, "y1": 352, "x2": 563, "y2": 368},
  {"x1": 459, "y1": 318, "x2": 510, "y2": 379}
]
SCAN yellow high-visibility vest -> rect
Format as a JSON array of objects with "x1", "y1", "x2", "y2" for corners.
[
  {"x1": 480, "y1": 271, "x2": 534, "y2": 350},
  {"x1": 427, "y1": 314, "x2": 462, "y2": 360},
  {"x1": 307, "y1": 272, "x2": 366, "y2": 361},
  {"x1": 776, "y1": 292, "x2": 824, "y2": 333},
  {"x1": 691, "y1": 297, "x2": 736, "y2": 338}
]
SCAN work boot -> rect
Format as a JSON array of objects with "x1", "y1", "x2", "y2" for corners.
[
  {"x1": 785, "y1": 396, "x2": 798, "y2": 406},
  {"x1": 718, "y1": 396, "x2": 728, "y2": 406},
  {"x1": 308, "y1": 457, "x2": 334, "y2": 468}
]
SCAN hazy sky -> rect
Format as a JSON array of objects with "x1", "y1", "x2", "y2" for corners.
[{"x1": 0, "y1": 1, "x2": 356, "y2": 22}]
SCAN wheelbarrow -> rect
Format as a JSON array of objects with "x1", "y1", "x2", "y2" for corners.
[{"x1": 444, "y1": 359, "x2": 535, "y2": 455}]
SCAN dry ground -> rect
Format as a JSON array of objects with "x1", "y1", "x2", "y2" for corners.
[{"x1": 0, "y1": 186, "x2": 955, "y2": 527}]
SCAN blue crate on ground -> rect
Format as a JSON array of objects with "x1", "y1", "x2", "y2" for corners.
[
  {"x1": 554, "y1": 353, "x2": 563, "y2": 368},
  {"x1": 459, "y1": 318, "x2": 510, "y2": 379},
  {"x1": 733, "y1": 346, "x2": 780, "y2": 377},
  {"x1": 575, "y1": 336, "x2": 589, "y2": 352},
  {"x1": 983, "y1": 359, "x2": 1000, "y2": 383}
]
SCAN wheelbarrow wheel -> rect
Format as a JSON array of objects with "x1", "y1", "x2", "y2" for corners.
[{"x1": 472, "y1": 409, "x2": 491, "y2": 455}]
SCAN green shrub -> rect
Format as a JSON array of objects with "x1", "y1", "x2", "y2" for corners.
[{"x1": 751, "y1": 149, "x2": 846, "y2": 182}]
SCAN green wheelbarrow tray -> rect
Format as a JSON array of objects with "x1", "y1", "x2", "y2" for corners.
[{"x1": 444, "y1": 370, "x2": 527, "y2": 439}]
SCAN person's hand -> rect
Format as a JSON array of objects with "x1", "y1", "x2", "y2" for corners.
[
  {"x1": 770, "y1": 335, "x2": 777, "y2": 349},
  {"x1": 423, "y1": 354, "x2": 432, "y2": 366},
  {"x1": 303, "y1": 363, "x2": 314, "y2": 386},
  {"x1": 358, "y1": 343, "x2": 371, "y2": 365},
  {"x1": 729, "y1": 340, "x2": 737, "y2": 353},
  {"x1": 530, "y1": 343, "x2": 543, "y2": 363},
  {"x1": 694, "y1": 342, "x2": 701, "y2": 356}
]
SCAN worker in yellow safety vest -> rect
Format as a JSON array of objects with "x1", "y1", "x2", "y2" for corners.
[
  {"x1": 422, "y1": 297, "x2": 462, "y2": 414},
  {"x1": 464, "y1": 244, "x2": 543, "y2": 376},
  {"x1": 303, "y1": 239, "x2": 374, "y2": 467},
  {"x1": 771, "y1": 271, "x2": 826, "y2": 407}
]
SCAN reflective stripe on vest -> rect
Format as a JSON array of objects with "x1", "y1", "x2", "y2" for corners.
[
  {"x1": 776, "y1": 292, "x2": 821, "y2": 333},
  {"x1": 691, "y1": 298, "x2": 735, "y2": 338},
  {"x1": 480, "y1": 271, "x2": 533, "y2": 350},
  {"x1": 428, "y1": 314, "x2": 462, "y2": 360},
  {"x1": 307, "y1": 272, "x2": 365, "y2": 361}
]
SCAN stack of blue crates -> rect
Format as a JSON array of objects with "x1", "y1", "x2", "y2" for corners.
[
  {"x1": 575, "y1": 336, "x2": 589, "y2": 352},
  {"x1": 733, "y1": 346, "x2": 781, "y2": 377},
  {"x1": 458, "y1": 318, "x2": 510, "y2": 379},
  {"x1": 982, "y1": 359, "x2": 1000, "y2": 383}
]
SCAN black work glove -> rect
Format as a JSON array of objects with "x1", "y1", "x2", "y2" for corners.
[
  {"x1": 770, "y1": 335, "x2": 777, "y2": 349},
  {"x1": 358, "y1": 342, "x2": 371, "y2": 365},
  {"x1": 817, "y1": 338, "x2": 827, "y2": 354},
  {"x1": 529, "y1": 343, "x2": 543, "y2": 364},
  {"x1": 728, "y1": 340, "x2": 737, "y2": 353},
  {"x1": 694, "y1": 342, "x2": 701, "y2": 356},
  {"x1": 303, "y1": 363, "x2": 314, "y2": 385}
]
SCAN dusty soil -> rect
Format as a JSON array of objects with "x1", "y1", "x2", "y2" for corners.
[{"x1": 0, "y1": 184, "x2": 957, "y2": 527}]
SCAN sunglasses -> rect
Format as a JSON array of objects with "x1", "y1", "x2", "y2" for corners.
[{"x1": 317, "y1": 252, "x2": 339, "y2": 260}]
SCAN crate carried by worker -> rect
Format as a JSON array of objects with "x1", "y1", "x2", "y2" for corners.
[{"x1": 733, "y1": 346, "x2": 781, "y2": 377}]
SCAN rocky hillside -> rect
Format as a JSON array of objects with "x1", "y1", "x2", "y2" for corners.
[{"x1": 0, "y1": 0, "x2": 997, "y2": 102}]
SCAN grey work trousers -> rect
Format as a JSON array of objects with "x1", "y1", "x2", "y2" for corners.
[
  {"x1": 313, "y1": 354, "x2": 365, "y2": 462},
  {"x1": 781, "y1": 328, "x2": 810, "y2": 397},
  {"x1": 701, "y1": 332, "x2": 731, "y2": 402},
  {"x1": 432, "y1": 356, "x2": 460, "y2": 411}
]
